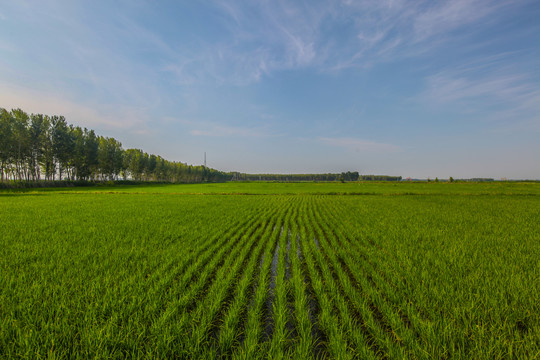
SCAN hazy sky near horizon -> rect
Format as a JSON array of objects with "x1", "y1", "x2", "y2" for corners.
[{"x1": 1, "y1": 0, "x2": 539, "y2": 179}]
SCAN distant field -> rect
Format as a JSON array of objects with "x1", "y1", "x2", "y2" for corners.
[
  {"x1": 1, "y1": 183, "x2": 539, "y2": 359},
  {"x1": 4, "y1": 180, "x2": 540, "y2": 195}
]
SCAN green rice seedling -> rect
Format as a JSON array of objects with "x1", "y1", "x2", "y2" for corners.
[
  {"x1": 217, "y1": 209, "x2": 281, "y2": 357},
  {"x1": 301, "y1": 199, "x2": 381, "y2": 359},
  {"x1": 316, "y1": 199, "x2": 435, "y2": 356},
  {"x1": 187, "y1": 203, "x2": 286, "y2": 358},
  {"x1": 287, "y1": 200, "x2": 316, "y2": 359},
  {"x1": 154, "y1": 209, "x2": 274, "y2": 357},
  {"x1": 9, "y1": 180, "x2": 540, "y2": 196},
  {"x1": 1, "y1": 184, "x2": 539, "y2": 359},
  {"x1": 319, "y1": 194, "x2": 540, "y2": 359},
  {"x1": 233, "y1": 208, "x2": 286, "y2": 359},
  {"x1": 297, "y1": 202, "x2": 355, "y2": 360},
  {"x1": 137, "y1": 206, "x2": 267, "y2": 313},
  {"x1": 308, "y1": 201, "x2": 416, "y2": 358},
  {"x1": 267, "y1": 203, "x2": 294, "y2": 359}
]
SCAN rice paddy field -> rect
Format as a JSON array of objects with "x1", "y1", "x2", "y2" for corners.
[{"x1": 1, "y1": 182, "x2": 539, "y2": 359}]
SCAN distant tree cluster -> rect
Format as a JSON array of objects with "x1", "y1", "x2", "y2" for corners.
[
  {"x1": 358, "y1": 175, "x2": 402, "y2": 181},
  {"x1": 232, "y1": 172, "x2": 362, "y2": 182},
  {"x1": 0, "y1": 108, "x2": 227, "y2": 183},
  {"x1": 231, "y1": 172, "x2": 405, "y2": 182}
]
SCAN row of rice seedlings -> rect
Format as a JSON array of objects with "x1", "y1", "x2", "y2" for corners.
[
  {"x1": 91, "y1": 197, "x2": 280, "y2": 358},
  {"x1": 316, "y1": 200, "x2": 431, "y2": 348},
  {"x1": 153, "y1": 203, "x2": 274, "y2": 306},
  {"x1": 297, "y1": 198, "x2": 358, "y2": 360},
  {"x1": 288, "y1": 199, "x2": 316, "y2": 358},
  {"x1": 308, "y1": 197, "x2": 422, "y2": 358},
  {"x1": 233, "y1": 202, "x2": 291, "y2": 359},
  {"x1": 186, "y1": 230, "x2": 271, "y2": 357},
  {"x1": 103, "y1": 203, "x2": 273, "y2": 355},
  {"x1": 148, "y1": 205, "x2": 261, "y2": 294},
  {"x1": 149, "y1": 215, "x2": 262, "y2": 325},
  {"x1": 148, "y1": 206, "x2": 276, "y2": 357},
  {"x1": 294, "y1": 203, "x2": 330, "y2": 359},
  {"x1": 172, "y1": 200, "x2": 292, "y2": 358},
  {"x1": 1, "y1": 195, "x2": 258, "y2": 356},
  {"x1": 284, "y1": 200, "x2": 298, "y2": 340},
  {"x1": 84, "y1": 208, "x2": 237, "y2": 356},
  {"x1": 2, "y1": 199, "x2": 110, "y2": 355},
  {"x1": 296, "y1": 198, "x2": 335, "y2": 359},
  {"x1": 1, "y1": 201, "x2": 159, "y2": 357},
  {"x1": 323, "y1": 195, "x2": 540, "y2": 359},
  {"x1": 102, "y1": 199, "x2": 269, "y2": 355},
  {"x1": 300, "y1": 198, "x2": 384, "y2": 359},
  {"x1": 341, "y1": 196, "x2": 537, "y2": 358},
  {"x1": 321, "y1": 198, "x2": 410, "y2": 296},
  {"x1": 114, "y1": 205, "x2": 261, "y2": 303},
  {"x1": 267, "y1": 199, "x2": 295, "y2": 358},
  {"x1": 395, "y1": 197, "x2": 540, "y2": 359},
  {"x1": 215, "y1": 201, "x2": 287, "y2": 358},
  {"x1": 187, "y1": 199, "x2": 289, "y2": 358},
  {"x1": 320, "y1": 198, "x2": 423, "y2": 322},
  {"x1": 264, "y1": 218, "x2": 281, "y2": 343}
]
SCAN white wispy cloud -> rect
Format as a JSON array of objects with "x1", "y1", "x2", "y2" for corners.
[
  {"x1": 190, "y1": 125, "x2": 266, "y2": 138},
  {"x1": 412, "y1": 0, "x2": 502, "y2": 42},
  {"x1": 426, "y1": 72, "x2": 535, "y2": 104},
  {"x1": 422, "y1": 61, "x2": 540, "y2": 130},
  {"x1": 160, "y1": 0, "x2": 519, "y2": 83},
  {"x1": 174, "y1": 117, "x2": 274, "y2": 138},
  {"x1": 159, "y1": 0, "x2": 326, "y2": 85},
  {"x1": 7, "y1": 0, "x2": 516, "y2": 90},
  {"x1": 319, "y1": 137, "x2": 400, "y2": 152},
  {"x1": 3, "y1": 1, "x2": 533, "y2": 90}
]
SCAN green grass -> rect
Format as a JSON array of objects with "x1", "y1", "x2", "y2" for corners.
[
  {"x1": 2, "y1": 180, "x2": 540, "y2": 196},
  {"x1": 1, "y1": 183, "x2": 539, "y2": 359}
]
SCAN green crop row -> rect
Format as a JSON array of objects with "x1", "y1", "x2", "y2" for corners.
[
  {"x1": 3, "y1": 180, "x2": 540, "y2": 196},
  {"x1": 1, "y1": 189, "x2": 539, "y2": 359}
]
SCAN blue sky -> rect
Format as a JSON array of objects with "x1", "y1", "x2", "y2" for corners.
[{"x1": 1, "y1": 0, "x2": 539, "y2": 179}]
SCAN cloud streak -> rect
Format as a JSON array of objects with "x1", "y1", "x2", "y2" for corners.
[
  {"x1": 164, "y1": 0, "x2": 519, "y2": 83},
  {"x1": 421, "y1": 58, "x2": 540, "y2": 131},
  {"x1": 320, "y1": 137, "x2": 400, "y2": 153},
  {"x1": 190, "y1": 125, "x2": 267, "y2": 138},
  {"x1": 173, "y1": 117, "x2": 275, "y2": 138}
]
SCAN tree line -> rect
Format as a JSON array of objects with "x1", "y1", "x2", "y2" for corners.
[
  {"x1": 231, "y1": 172, "x2": 360, "y2": 182},
  {"x1": 231, "y1": 172, "x2": 402, "y2": 182},
  {"x1": 0, "y1": 108, "x2": 228, "y2": 183},
  {"x1": 358, "y1": 175, "x2": 402, "y2": 181}
]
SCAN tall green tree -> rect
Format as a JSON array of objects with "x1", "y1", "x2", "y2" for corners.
[
  {"x1": 51, "y1": 116, "x2": 74, "y2": 180},
  {"x1": 0, "y1": 108, "x2": 14, "y2": 181},
  {"x1": 85, "y1": 129, "x2": 99, "y2": 180},
  {"x1": 71, "y1": 126, "x2": 87, "y2": 180},
  {"x1": 98, "y1": 137, "x2": 124, "y2": 180},
  {"x1": 40, "y1": 115, "x2": 55, "y2": 181},
  {"x1": 0, "y1": 107, "x2": 226, "y2": 183},
  {"x1": 11, "y1": 109, "x2": 31, "y2": 181},
  {"x1": 28, "y1": 114, "x2": 49, "y2": 180}
]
